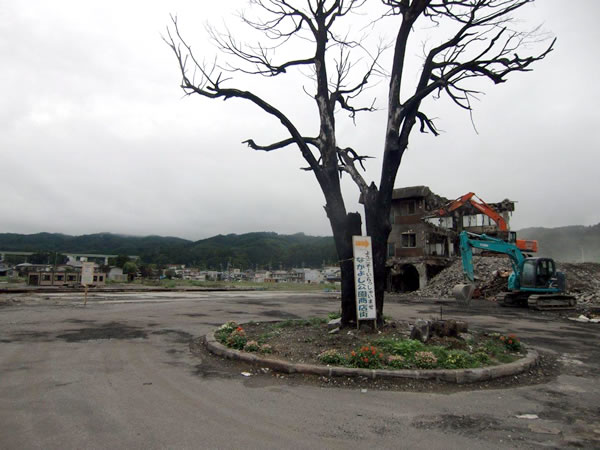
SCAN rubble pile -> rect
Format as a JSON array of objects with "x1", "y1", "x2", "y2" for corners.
[
  {"x1": 412, "y1": 258, "x2": 600, "y2": 305},
  {"x1": 417, "y1": 256, "x2": 512, "y2": 299},
  {"x1": 558, "y1": 262, "x2": 600, "y2": 305}
]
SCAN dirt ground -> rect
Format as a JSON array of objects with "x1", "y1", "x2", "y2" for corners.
[{"x1": 1, "y1": 289, "x2": 599, "y2": 449}]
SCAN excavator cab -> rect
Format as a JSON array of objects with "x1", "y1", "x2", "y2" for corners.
[{"x1": 520, "y1": 258, "x2": 565, "y2": 291}]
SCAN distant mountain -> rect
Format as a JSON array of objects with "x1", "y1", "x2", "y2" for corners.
[
  {"x1": 0, "y1": 231, "x2": 337, "y2": 269},
  {"x1": 0, "y1": 232, "x2": 190, "y2": 255},
  {"x1": 517, "y1": 224, "x2": 600, "y2": 262}
]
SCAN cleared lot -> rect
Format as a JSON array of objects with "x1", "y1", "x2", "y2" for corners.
[{"x1": 1, "y1": 291, "x2": 599, "y2": 449}]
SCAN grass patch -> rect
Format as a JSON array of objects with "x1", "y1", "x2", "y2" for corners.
[{"x1": 327, "y1": 311, "x2": 341, "y2": 320}]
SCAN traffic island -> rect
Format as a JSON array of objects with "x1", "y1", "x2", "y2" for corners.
[{"x1": 204, "y1": 321, "x2": 539, "y2": 384}]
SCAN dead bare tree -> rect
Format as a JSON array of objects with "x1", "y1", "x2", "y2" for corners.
[{"x1": 166, "y1": 0, "x2": 554, "y2": 326}]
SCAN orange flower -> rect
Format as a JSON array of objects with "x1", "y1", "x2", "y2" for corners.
[
  {"x1": 508, "y1": 339, "x2": 513, "y2": 344},
  {"x1": 371, "y1": 350, "x2": 376, "y2": 355},
  {"x1": 351, "y1": 351, "x2": 356, "y2": 357},
  {"x1": 500, "y1": 336, "x2": 505, "y2": 341}
]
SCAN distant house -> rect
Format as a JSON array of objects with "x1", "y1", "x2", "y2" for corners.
[
  {"x1": 323, "y1": 266, "x2": 341, "y2": 283},
  {"x1": 270, "y1": 270, "x2": 290, "y2": 283},
  {"x1": 108, "y1": 267, "x2": 127, "y2": 282},
  {"x1": 0, "y1": 264, "x2": 16, "y2": 277},
  {"x1": 16, "y1": 263, "x2": 51, "y2": 276},
  {"x1": 27, "y1": 271, "x2": 107, "y2": 287},
  {"x1": 303, "y1": 269, "x2": 324, "y2": 284},
  {"x1": 253, "y1": 271, "x2": 270, "y2": 283},
  {"x1": 290, "y1": 268, "x2": 324, "y2": 284}
]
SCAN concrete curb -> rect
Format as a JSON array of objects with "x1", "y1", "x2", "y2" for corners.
[{"x1": 204, "y1": 331, "x2": 539, "y2": 384}]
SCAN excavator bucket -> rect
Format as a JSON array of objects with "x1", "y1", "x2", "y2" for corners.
[{"x1": 453, "y1": 283, "x2": 475, "y2": 306}]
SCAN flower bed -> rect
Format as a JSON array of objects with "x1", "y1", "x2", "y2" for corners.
[{"x1": 213, "y1": 318, "x2": 525, "y2": 370}]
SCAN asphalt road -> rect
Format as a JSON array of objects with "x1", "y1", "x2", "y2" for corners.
[{"x1": 1, "y1": 290, "x2": 599, "y2": 449}]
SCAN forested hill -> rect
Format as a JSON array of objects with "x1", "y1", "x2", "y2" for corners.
[
  {"x1": 0, "y1": 232, "x2": 338, "y2": 269},
  {"x1": 517, "y1": 224, "x2": 600, "y2": 263},
  {"x1": 3, "y1": 224, "x2": 596, "y2": 267}
]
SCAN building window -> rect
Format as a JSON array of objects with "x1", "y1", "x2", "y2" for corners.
[
  {"x1": 56, "y1": 275, "x2": 64, "y2": 281},
  {"x1": 401, "y1": 233, "x2": 417, "y2": 248},
  {"x1": 98, "y1": 276, "x2": 104, "y2": 282},
  {"x1": 387, "y1": 243, "x2": 395, "y2": 257},
  {"x1": 42, "y1": 274, "x2": 51, "y2": 281},
  {"x1": 93, "y1": 275, "x2": 98, "y2": 282},
  {"x1": 399, "y1": 200, "x2": 417, "y2": 216},
  {"x1": 67, "y1": 275, "x2": 76, "y2": 281}
]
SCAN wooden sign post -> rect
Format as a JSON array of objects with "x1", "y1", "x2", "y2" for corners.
[
  {"x1": 352, "y1": 236, "x2": 376, "y2": 328},
  {"x1": 81, "y1": 262, "x2": 95, "y2": 306}
]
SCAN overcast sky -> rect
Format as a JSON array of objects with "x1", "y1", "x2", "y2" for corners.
[{"x1": 2, "y1": 0, "x2": 599, "y2": 241}]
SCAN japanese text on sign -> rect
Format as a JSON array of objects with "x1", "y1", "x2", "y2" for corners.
[{"x1": 352, "y1": 236, "x2": 376, "y2": 321}]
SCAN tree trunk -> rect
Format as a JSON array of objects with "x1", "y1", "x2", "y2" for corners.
[
  {"x1": 339, "y1": 212, "x2": 362, "y2": 326},
  {"x1": 325, "y1": 207, "x2": 362, "y2": 327},
  {"x1": 363, "y1": 188, "x2": 393, "y2": 327}
]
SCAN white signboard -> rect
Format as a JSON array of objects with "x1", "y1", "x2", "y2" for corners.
[
  {"x1": 81, "y1": 262, "x2": 95, "y2": 285},
  {"x1": 352, "y1": 236, "x2": 376, "y2": 321}
]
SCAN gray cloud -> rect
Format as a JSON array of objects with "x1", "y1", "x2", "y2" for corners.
[{"x1": 1, "y1": 0, "x2": 598, "y2": 240}]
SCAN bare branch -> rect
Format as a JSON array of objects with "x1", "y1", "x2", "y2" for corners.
[
  {"x1": 416, "y1": 111, "x2": 440, "y2": 136},
  {"x1": 165, "y1": 15, "x2": 322, "y2": 175},
  {"x1": 243, "y1": 137, "x2": 320, "y2": 151},
  {"x1": 337, "y1": 146, "x2": 371, "y2": 193}
]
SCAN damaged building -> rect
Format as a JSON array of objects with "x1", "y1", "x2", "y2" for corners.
[{"x1": 386, "y1": 186, "x2": 515, "y2": 293}]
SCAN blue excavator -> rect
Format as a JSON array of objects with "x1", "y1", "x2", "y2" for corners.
[{"x1": 452, "y1": 231, "x2": 576, "y2": 310}]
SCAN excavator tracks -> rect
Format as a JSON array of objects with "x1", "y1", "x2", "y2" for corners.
[
  {"x1": 497, "y1": 292, "x2": 577, "y2": 310},
  {"x1": 527, "y1": 294, "x2": 577, "y2": 311}
]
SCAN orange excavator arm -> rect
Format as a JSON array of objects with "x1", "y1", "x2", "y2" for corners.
[
  {"x1": 437, "y1": 192, "x2": 538, "y2": 252},
  {"x1": 467, "y1": 194, "x2": 508, "y2": 231}
]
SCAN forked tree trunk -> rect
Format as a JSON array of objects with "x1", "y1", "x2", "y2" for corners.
[
  {"x1": 363, "y1": 189, "x2": 393, "y2": 327},
  {"x1": 327, "y1": 210, "x2": 362, "y2": 327}
]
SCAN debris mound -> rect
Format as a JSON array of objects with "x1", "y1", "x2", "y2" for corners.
[
  {"x1": 415, "y1": 256, "x2": 512, "y2": 299},
  {"x1": 557, "y1": 262, "x2": 600, "y2": 306},
  {"x1": 406, "y1": 258, "x2": 600, "y2": 305}
]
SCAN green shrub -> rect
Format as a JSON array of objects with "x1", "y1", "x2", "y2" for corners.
[
  {"x1": 244, "y1": 340, "x2": 260, "y2": 352},
  {"x1": 386, "y1": 339, "x2": 426, "y2": 357},
  {"x1": 348, "y1": 345, "x2": 385, "y2": 369},
  {"x1": 215, "y1": 321, "x2": 238, "y2": 343},
  {"x1": 414, "y1": 351, "x2": 438, "y2": 369},
  {"x1": 386, "y1": 355, "x2": 408, "y2": 369},
  {"x1": 226, "y1": 327, "x2": 247, "y2": 350},
  {"x1": 318, "y1": 349, "x2": 345, "y2": 365},
  {"x1": 473, "y1": 351, "x2": 491, "y2": 365},
  {"x1": 481, "y1": 338, "x2": 505, "y2": 357},
  {"x1": 259, "y1": 344, "x2": 273, "y2": 354},
  {"x1": 499, "y1": 334, "x2": 522, "y2": 352},
  {"x1": 429, "y1": 346, "x2": 449, "y2": 362},
  {"x1": 440, "y1": 350, "x2": 476, "y2": 369}
]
